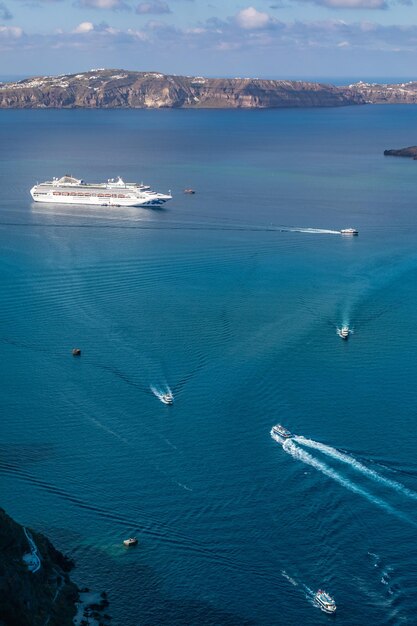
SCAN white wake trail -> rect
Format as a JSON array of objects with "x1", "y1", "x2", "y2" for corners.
[
  {"x1": 150, "y1": 385, "x2": 172, "y2": 402},
  {"x1": 295, "y1": 436, "x2": 417, "y2": 502},
  {"x1": 287, "y1": 228, "x2": 340, "y2": 235},
  {"x1": 272, "y1": 434, "x2": 415, "y2": 526}
]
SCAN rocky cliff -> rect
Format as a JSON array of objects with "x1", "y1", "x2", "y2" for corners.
[
  {"x1": 0, "y1": 69, "x2": 363, "y2": 109},
  {"x1": 0, "y1": 508, "x2": 77, "y2": 626},
  {"x1": 347, "y1": 80, "x2": 417, "y2": 104}
]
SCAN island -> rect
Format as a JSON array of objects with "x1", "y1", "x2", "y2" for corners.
[
  {"x1": 1, "y1": 70, "x2": 417, "y2": 110},
  {"x1": 0, "y1": 69, "x2": 363, "y2": 109},
  {"x1": 384, "y1": 146, "x2": 417, "y2": 159}
]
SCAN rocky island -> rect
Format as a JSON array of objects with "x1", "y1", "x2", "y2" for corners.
[
  {"x1": 0, "y1": 69, "x2": 363, "y2": 109},
  {"x1": 1, "y1": 71, "x2": 417, "y2": 110},
  {"x1": 384, "y1": 146, "x2": 417, "y2": 159}
]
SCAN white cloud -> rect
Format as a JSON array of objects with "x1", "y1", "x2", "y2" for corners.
[
  {"x1": 73, "y1": 21, "x2": 95, "y2": 33},
  {"x1": 235, "y1": 7, "x2": 272, "y2": 30},
  {"x1": 0, "y1": 25, "x2": 23, "y2": 38}
]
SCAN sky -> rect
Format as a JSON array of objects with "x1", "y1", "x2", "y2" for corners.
[{"x1": 1, "y1": 0, "x2": 417, "y2": 79}]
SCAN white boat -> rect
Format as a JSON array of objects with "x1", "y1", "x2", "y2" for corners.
[
  {"x1": 123, "y1": 537, "x2": 138, "y2": 547},
  {"x1": 30, "y1": 175, "x2": 172, "y2": 207},
  {"x1": 315, "y1": 589, "x2": 336, "y2": 613},
  {"x1": 337, "y1": 326, "x2": 350, "y2": 340},
  {"x1": 340, "y1": 228, "x2": 358, "y2": 236},
  {"x1": 160, "y1": 393, "x2": 174, "y2": 405},
  {"x1": 271, "y1": 424, "x2": 292, "y2": 438}
]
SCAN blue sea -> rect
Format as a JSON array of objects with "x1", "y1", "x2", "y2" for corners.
[{"x1": 1, "y1": 105, "x2": 417, "y2": 625}]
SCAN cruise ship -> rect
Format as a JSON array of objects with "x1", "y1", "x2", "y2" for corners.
[{"x1": 30, "y1": 175, "x2": 172, "y2": 207}]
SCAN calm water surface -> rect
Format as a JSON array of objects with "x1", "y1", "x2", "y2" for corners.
[{"x1": 1, "y1": 106, "x2": 417, "y2": 625}]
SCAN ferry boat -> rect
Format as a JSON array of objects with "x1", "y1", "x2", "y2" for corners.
[
  {"x1": 315, "y1": 590, "x2": 336, "y2": 614},
  {"x1": 338, "y1": 326, "x2": 350, "y2": 340},
  {"x1": 340, "y1": 228, "x2": 358, "y2": 236},
  {"x1": 30, "y1": 175, "x2": 172, "y2": 207},
  {"x1": 271, "y1": 424, "x2": 292, "y2": 438},
  {"x1": 160, "y1": 392, "x2": 174, "y2": 405}
]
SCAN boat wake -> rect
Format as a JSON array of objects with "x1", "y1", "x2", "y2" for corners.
[
  {"x1": 286, "y1": 227, "x2": 340, "y2": 235},
  {"x1": 281, "y1": 571, "x2": 317, "y2": 607},
  {"x1": 271, "y1": 433, "x2": 415, "y2": 526},
  {"x1": 295, "y1": 436, "x2": 417, "y2": 502},
  {"x1": 150, "y1": 385, "x2": 173, "y2": 404}
]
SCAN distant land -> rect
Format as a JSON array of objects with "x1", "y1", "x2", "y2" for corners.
[
  {"x1": 384, "y1": 146, "x2": 417, "y2": 159},
  {"x1": 1, "y1": 70, "x2": 417, "y2": 109}
]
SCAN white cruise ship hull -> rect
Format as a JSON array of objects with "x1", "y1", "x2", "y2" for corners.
[
  {"x1": 30, "y1": 187, "x2": 170, "y2": 207},
  {"x1": 30, "y1": 175, "x2": 172, "y2": 208}
]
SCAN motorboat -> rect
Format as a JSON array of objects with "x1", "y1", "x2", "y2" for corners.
[
  {"x1": 340, "y1": 228, "x2": 358, "y2": 236},
  {"x1": 271, "y1": 424, "x2": 292, "y2": 438},
  {"x1": 337, "y1": 326, "x2": 350, "y2": 340},
  {"x1": 183, "y1": 188, "x2": 195, "y2": 194},
  {"x1": 315, "y1": 590, "x2": 336, "y2": 614},
  {"x1": 123, "y1": 537, "x2": 138, "y2": 547},
  {"x1": 160, "y1": 393, "x2": 174, "y2": 405}
]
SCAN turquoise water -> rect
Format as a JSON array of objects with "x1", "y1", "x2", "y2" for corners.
[{"x1": 1, "y1": 106, "x2": 417, "y2": 625}]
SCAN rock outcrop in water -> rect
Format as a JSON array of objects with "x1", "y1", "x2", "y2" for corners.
[
  {"x1": 0, "y1": 69, "x2": 363, "y2": 109},
  {"x1": 384, "y1": 146, "x2": 417, "y2": 159},
  {"x1": 0, "y1": 507, "x2": 78, "y2": 626}
]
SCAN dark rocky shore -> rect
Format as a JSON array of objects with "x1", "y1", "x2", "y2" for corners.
[
  {"x1": 0, "y1": 508, "x2": 77, "y2": 625},
  {"x1": 0, "y1": 508, "x2": 110, "y2": 626},
  {"x1": 384, "y1": 146, "x2": 417, "y2": 159}
]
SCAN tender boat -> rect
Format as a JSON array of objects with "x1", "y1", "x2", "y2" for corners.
[
  {"x1": 315, "y1": 590, "x2": 336, "y2": 614},
  {"x1": 271, "y1": 424, "x2": 292, "y2": 438},
  {"x1": 338, "y1": 326, "x2": 350, "y2": 340},
  {"x1": 160, "y1": 393, "x2": 174, "y2": 405},
  {"x1": 340, "y1": 228, "x2": 358, "y2": 236},
  {"x1": 183, "y1": 188, "x2": 195, "y2": 194},
  {"x1": 123, "y1": 537, "x2": 138, "y2": 547}
]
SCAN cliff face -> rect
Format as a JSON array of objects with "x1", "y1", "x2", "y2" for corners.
[
  {"x1": 347, "y1": 80, "x2": 417, "y2": 104},
  {"x1": 0, "y1": 69, "x2": 364, "y2": 109},
  {"x1": 0, "y1": 508, "x2": 77, "y2": 626}
]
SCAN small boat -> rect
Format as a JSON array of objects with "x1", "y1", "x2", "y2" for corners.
[
  {"x1": 315, "y1": 589, "x2": 336, "y2": 613},
  {"x1": 123, "y1": 537, "x2": 138, "y2": 547},
  {"x1": 337, "y1": 326, "x2": 350, "y2": 340},
  {"x1": 72, "y1": 348, "x2": 81, "y2": 356},
  {"x1": 340, "y1": 228, "x2": 358, "y2": 236},
  {"x1": 271, "y1": 424, "x2": 292, "y2": 438},
  {"x1": 183, "y1": 188, "x2": 195, "y2": 194},
  {"x1": 160, "y1": 393, "x2": 174, "y2": 405}
]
